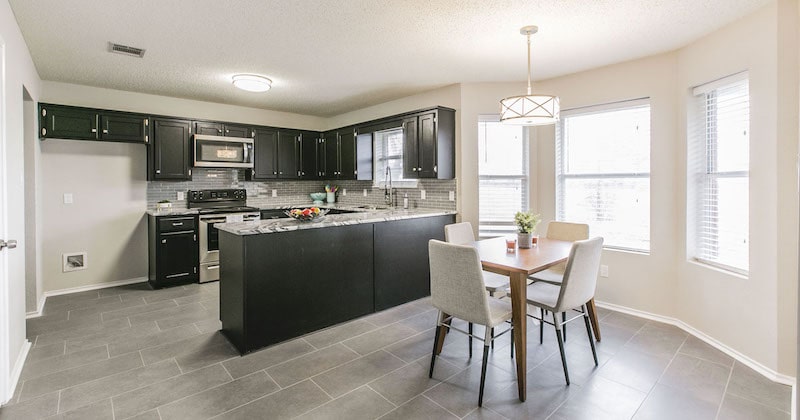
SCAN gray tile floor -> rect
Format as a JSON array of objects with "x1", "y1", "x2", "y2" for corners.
[{"x1": 0, "y1": 282, "x2": 793, "y2": 419}]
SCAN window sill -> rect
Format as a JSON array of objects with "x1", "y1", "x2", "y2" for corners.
[
  {"x1": 688, "y1": 259, "x2": 748, "y2": 280},
  {"x1": 603, "y1": 246, "x2": 650, "y2": 256}
]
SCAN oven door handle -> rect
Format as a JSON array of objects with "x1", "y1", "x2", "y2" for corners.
[{"x1": 201, "y1": 218, "x2": 228, "y2": 224}]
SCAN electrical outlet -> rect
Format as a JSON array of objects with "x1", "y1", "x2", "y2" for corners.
[
  {"x1": 342, "y1": 189, "x2": 347, "y2": 196},
  {"x1": 363, "y1": 189, "x2": 368, "y2": 197},
  {"x1": 600, "y1": 265, "x2": 609, "y2": 278},
  {"x1": 420, "y1": 190, "x2": 426, "y2": 200},
  {"x1": 63, "y1": 193, "x2": 73, "y2": 204},
  {"x1": 176, "y1": 191, "x2": 185, "y2": 201},
  {"x1": 448, "y1": 191, "x2": 455, "y2": 201},
  {"x1": 271, "y1": 189, "x2": 277, "y2": 197}
]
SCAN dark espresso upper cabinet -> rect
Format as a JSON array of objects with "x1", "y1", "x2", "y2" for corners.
[
  {"x1": 320, "y1": 128, "x2": 369, "y2": 180},
  {"x1": 149, "y1": 118, "x2": 192, "y2": 181},
  {"x1": 299, "y1": 131, "x2": 320, "y2": 180},
  {"x1": 277, "y1": 130, "x2": 300, "y2": 179},
  {"x1": 39, "y1": 104, "x2": 97, "y2": 140},
  {"x1": 39, "y1": 104, "x2": 148, "y2": 143},
  {"x1": 250, "y1": 128, "x2": 278, "y2": 180},
  {"x1": 402, "y1": 107, "x2": 455, "y2": 179},
  {"x1": 99, "y1": 114, "x2": 148, "y2": 143},
  {"x1": 195, "y1": 121, "x2": 252, "y2": 138}
]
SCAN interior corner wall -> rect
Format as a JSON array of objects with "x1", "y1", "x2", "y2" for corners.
[{"x1": 0, "y1": 0, "x2": 42, "y2": 402}]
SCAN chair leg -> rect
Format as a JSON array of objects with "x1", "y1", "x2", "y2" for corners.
[
  {"x1": 562, "y1": 311, "x2": 567, "y2": 342},
  {"x1": 539, "y1": 308, "x2": 545, "y2": 344},
  {"x1": 583, "y1": 304, "x2": 599, "y2": 366},
  {"x1": 491, "y1": 328, "x2": 495, "y2": 349},
  {"x1": 478, "y1": 327, "x2": 492, "y2": 406},
  {"x1": 553, "y1": 311, "x2": 570, "y2": 385},
  {"x1": 510, "y1": 322, "x2": 515, "y2": 358},
  {"x1": 429, "y1": 311, "x2": 443, "y2": 378},
  {"x1": 468, "y1": 322, "x2": 473, "y2": 358},
  {"x1": 586, "y1": 298, "x2": 601, "y2": 341}
]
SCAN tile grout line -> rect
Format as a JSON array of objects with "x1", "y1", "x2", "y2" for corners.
[
  {"x1": 365, "y1": 384, "x2": 398, "y2": 408},
  {"x1": 422, "y1": 393, "x2": 463, "y2": 419},
  {"x1": 724, "y1": 389, "x2": 793, "y2": 415},
  {"x1": 714, "y1": 360, "x2": 736, "y2": 420},
  {"x1": 629, "y1": 333, "x2": 690, "y2": 419}
]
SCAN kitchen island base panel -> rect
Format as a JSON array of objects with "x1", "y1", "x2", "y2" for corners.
[{"x1": 219, "y1": 214, "x2": 454, "y2": 354}]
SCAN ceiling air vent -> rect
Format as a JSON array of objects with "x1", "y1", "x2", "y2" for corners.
[{"x1": 108, "y1": 42, "x2": 146, "y2": 58}]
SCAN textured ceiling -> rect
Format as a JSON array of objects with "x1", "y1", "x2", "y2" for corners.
[{"x1": 9, "y1": 0, "x2": 772, "y2": 117}]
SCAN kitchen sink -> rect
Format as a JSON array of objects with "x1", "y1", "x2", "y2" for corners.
[{"x1": 355, "y1": 205, "x2": 389, "y2": 210}]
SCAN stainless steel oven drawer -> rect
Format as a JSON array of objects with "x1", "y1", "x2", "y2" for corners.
[{"x1": 200, "y1": 262, "x2": 219, "y2": 283}]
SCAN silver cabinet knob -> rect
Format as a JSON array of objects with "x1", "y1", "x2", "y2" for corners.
[{"x1": 102, "y1": 129, "x2": 109, "y2": 134}]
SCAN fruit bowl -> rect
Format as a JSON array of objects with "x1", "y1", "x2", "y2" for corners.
[
  {"x1": 309, "y1": 192, "x2": 326, "y2": 204},
  {"x1": 285, "y1": 207, "x2": 328, "y2": 222}
]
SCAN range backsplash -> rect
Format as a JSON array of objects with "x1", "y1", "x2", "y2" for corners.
[{"x1": 147, "y1": 168, "x2": 457, "y2": 211}]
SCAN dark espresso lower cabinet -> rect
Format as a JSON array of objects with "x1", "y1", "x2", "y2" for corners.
[
  {"x1": 148, "y1": 214, "x2": 199, "y2": 288},
  {"x1": 219, "y1": 214, "x2": 454, "y2": 354}
]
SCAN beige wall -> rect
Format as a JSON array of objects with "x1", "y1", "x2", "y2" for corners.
[
  {"x1": 0, "y1": 0, "x2": 41, "y2": 402},
  {"x1": 448, "y1": 3, "x2": 796, "y2": 378}
]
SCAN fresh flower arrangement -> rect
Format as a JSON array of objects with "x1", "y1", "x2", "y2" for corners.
[
  {"x1": 285, "y1": 207, "x2": 328, "y2": 221},
  {"x1": 514, "y1": 210, "x2": 541, "y2": 233}
]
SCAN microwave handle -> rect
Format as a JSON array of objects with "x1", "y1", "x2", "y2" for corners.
[{"x1": 244, "y1": 143, "x2": 252, "y2": 163}]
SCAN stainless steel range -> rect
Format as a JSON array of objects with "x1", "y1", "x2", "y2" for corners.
[{"x1": 189, "y1": 189, "x2": 260, "y2": 283}]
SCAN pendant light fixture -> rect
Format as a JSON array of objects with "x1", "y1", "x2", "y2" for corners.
[{"x1": 500, "y1": 25, "x2": 559, "y2": 125}]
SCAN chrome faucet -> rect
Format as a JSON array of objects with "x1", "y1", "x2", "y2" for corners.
[{"x1": 384, "y1": 166, "x2": 394, "y2": 207}]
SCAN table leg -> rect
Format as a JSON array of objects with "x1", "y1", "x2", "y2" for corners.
[
  {"x1": 586, "y1": 299, "x2": 601, "y2": 341},
  {"x1": 434, "y1": 312, "x2": 451, "y2": 355},
  {"x1": 509, "y1": 272, "x2": 527, "y2": 401}
]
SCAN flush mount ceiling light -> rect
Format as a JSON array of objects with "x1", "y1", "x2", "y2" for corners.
[
  {"x1": 232, "y1": 74, "x2": 272, "y2": 93},
  {"x1": 500, "y1": 26, "x2": 559, "y2": 125}
]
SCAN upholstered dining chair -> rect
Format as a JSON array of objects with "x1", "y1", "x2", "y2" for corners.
[
  {"x1": 428, "y1": 240, "x2": 514, "y2": 406},
  {"x1": 444, "y1": 222, "x2": 513, "y2": 351},
  {"x1": 529, "y1": 221, "x2": 601, "y2": 343},
  {"x1": 526, "y1": 237, "x2": 604, "y2": 385}
]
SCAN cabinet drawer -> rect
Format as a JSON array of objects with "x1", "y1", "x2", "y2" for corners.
[{"x1": 158, "y1": 217, "x2": 196, "y2": 233}]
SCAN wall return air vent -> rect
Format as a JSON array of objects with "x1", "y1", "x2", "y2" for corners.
[{"x1": 108, "y1": 42, "x2": 146, "y2": 58}]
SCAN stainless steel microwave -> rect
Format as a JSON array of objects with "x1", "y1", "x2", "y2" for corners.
[{"x1": 193, "y1": 134, "x2": 254, "y2": 168}]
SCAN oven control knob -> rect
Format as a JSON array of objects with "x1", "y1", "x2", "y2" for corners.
[{"x1": 198, "y1": 192, "x2": 204, "y2": 199}]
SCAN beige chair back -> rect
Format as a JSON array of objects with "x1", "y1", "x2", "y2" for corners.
[
  {"x1": 546, "y1": 221, "x2": 590, "y2": 242},
  {"x1": 428, "y1": 240, "x2": 492, "y2": 326},
  {"x1": 555, "y1": 237, "x2": 604, "y2": 312},
  {"x1": 444, "y1": 222, "x2": 475, "y2": 245}
]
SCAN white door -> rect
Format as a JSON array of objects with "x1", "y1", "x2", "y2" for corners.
[{"x1": 0, "y1": 40, "x2": 9, "y2": 403}]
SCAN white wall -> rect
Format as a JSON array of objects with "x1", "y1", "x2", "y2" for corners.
[{"x1": 0, "y1": 0, "x2": 41, "y2": 403}]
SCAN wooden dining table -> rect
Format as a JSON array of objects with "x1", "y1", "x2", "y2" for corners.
[{"x1": 434, "y1": 236, "x2": 573, "y2": 402}]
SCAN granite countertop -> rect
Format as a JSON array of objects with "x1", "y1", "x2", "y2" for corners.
[
  {"x1": 146, "y1": 208, "x2": 199, "y2": 216},
  {"x1": 147, "y1": 203, "x2": 406, "y2": 216},
  {"x1": 215, "y1": 207, "x2": 456, "y2": 235}
]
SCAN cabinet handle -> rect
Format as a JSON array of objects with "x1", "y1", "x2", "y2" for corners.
[
  {"x1": 91, "y1": 128, "x2": 97, "y2": 133},
  {"x1": 102, "y1": 129, "x2": 108, "y2": 134},
  {"x1": 218, "y1": 129, "x2": 223, "y2": 134},
  {"x1": 412, "y1": 168, "x2": 417, "y2": 172},
  {"x1": 156, "y1": 169, "x2": 161, "y2": 174},
  {"x1": 279, "y1": 171, "x2": 282, "y2": 175},
  {"x1": 274, "y1": 171, "x2": 277, "y2": 175},
  {"x1": 41, "y1": 108, "x2": 47, "y2": 117},
  {"x1": 193, "y1": 234, "x2": 197, "y2": 241},
  {"x1": 207, "y1": 265, "x2": 220, "y2": 270},
  {"x1": 41, "y1": 128, "x2": 47, "y2": 136},
  {"x1": 225, "y1": 129, "x2": 230, "y2": 134},
  {"x1": 166, "y1": 273, "x2": 190, "y2": 279},
  {"x1": 161, "y1": 239, "x2": 167, "y2": 244},
  {"x1": 172, "y1": 222, "x2": 183, "y2": 226},
  {"x1": 434, "y1": 165, "x2": 438, "y2": 173}
]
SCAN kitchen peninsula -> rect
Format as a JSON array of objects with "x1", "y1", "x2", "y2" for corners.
[{"x1": 216, "y1": 208, "x2": 455, "y2": 354}]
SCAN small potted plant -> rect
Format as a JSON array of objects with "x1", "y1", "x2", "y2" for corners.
[{"x1": 514, "y1": 210, "x2": 541, "y2": 248}]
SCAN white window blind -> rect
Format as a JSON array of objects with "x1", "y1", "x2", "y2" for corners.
[
  {"x1": 478, "y1": 117, "x2": 529, "y2": 238},
  {"x1": 688, "y1": 73, "x2": 749, "y2": 274},
  {"x1": 373, "y1": 127, "x2": 417, "y2": 188},
  {"x1": 556, "y1": 99, "x2": 651, "y2": 252}
]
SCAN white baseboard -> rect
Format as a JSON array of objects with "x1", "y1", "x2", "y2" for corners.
[
  {"x1": 6, "y1": 340, "x2": 31, "y2": 403},
  {"x1": 25, "y1": 277, "x2": 148, "y2": 319},
  {"x1": 595, "y1": 300, "x2": 796, "y2": 387}
]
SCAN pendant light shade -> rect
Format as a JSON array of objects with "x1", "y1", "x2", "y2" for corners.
[{"x1": 500, "y1": 26, "x2": 559, "y2": 125}]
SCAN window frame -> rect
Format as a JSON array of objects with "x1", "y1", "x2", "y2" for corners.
[
  {"x1": 372, "y1": 127, "x2": 418, "y2": 189},
  {"x1": 477, "y1": 115, "x2": 530, "y2": 239},
  {"x1": 555, "y1": 98, "x2": 652, "y2": 253},
  {"x1": 688, "y1": 72, "x2": 750, "y2": 276}
]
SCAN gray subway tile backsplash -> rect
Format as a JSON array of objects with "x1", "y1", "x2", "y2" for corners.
[{"x1": 147, "y1": 168, "x2": 457, "y2": 211}]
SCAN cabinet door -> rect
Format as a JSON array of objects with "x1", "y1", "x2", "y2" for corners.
[
  {"x1": 323, "y1": 131, "x2": 339, "y2": 178},
  {"x1": 40, "y1": 105, "x2": 97, "y2": 140},
  {"x1": 152, "y1": 118, "x2": 192, "y2": 180},
  {"x1": 252, "y1": 128, "x2": 278, "y2": 180},
  {"x1": 402, "y1": 117, "x2": 419, "y2": 178},
  {"x1": 224, "y1": 124, "x2": 251, "y2": 138},
  {"x1": 277, "y1": 131, "x2": 299, "y2": 178},
  {"x1": 299, "y1": 131, "x2": 319, "y2": 180},
  {"x1": 100, "y1": 114, "x2": 147, "y2": 143},
  {"x1": 338, "y1": 130, "x2": 357, "y2": 180},
  {"x1": 417, "y1": 112, "x2": 437, "y2": 178},
  {"x1": 195, "y1": 121, "x2": 223, "y2": 136},
  {"x1": 157, "y1": 231, "x2": 198, "y2": 284}
]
